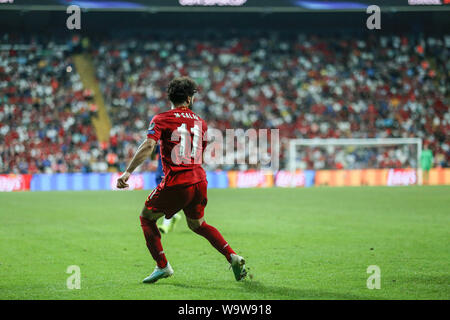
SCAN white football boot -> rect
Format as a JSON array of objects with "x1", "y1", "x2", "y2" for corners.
[
  {"x1": 142, "y1": 262, "x2": 174, "y2": 283},
  {"x1": 230, "y1": 254, "x2": 247, "y2": 281}
]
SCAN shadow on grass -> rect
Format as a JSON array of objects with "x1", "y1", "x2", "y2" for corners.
[
  {"x1": 159, "y1": 280, "x2": 386, "y2": 300},
  {"x1": 241, "y1": 280, "x2": 386, "y2": 300}
]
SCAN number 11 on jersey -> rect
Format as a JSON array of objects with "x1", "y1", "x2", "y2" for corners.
[{"x1": 177, "y1": 123, "x2": 201, "y2": 158}]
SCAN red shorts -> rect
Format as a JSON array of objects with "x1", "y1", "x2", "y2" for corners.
[{"x1": 144, "y1": 180, "x2": 208, "y2": 219}]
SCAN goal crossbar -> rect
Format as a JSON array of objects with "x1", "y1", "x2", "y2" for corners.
[{"x1": 288, "y1": 138, "x2": 423, "y2": 185}]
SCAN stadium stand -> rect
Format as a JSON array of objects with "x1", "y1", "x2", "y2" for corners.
[
  {"x1": 92, "y1": 33, "x2": 449, "y2": 171},
  {"x1": 0, "y1": 34, "x2": 103, "y2": 174},
  {"x1": 0, "y1": 32, "x2": 449, "y2": 173}
]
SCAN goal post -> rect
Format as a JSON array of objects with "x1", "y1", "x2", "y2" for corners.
[{"x1": 288, "y1": 138, "x2": 423, "y2": 186}]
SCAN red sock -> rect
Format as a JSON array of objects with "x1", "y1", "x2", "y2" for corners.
[
  {"x1": 139, "y1": 216, "x2": 167, "y2": 268},
  {"x1": 193, "y1": 221, "x2": 236, "y2": 262}
]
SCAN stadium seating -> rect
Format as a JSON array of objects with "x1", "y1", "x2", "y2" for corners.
[
  {"x1": 0, "y1": 32, "x2": 448, "y2": 173},
  {"x1": 92, "y1": 33, "x2": 449, "y2": 170},
  {"x1": 0, "y1": 35, "x2": 104, "y2": 174}
]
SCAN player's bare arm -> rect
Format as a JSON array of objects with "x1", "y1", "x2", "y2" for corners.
[{"x1": 117, "y1": 138, "x2": 156, "y2": 189}]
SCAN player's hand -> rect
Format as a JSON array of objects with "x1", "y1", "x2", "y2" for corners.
[{"x1": 117, "y1": 171, "x2": 131, "y2": 189}]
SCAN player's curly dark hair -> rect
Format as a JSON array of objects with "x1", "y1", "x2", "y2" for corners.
[{"x1": 167, "y1": 76, "x2": 198, "y2": 105}]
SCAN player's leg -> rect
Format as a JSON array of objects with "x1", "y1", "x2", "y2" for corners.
[
  {"x1": 184, "y1": 181, "x2": 247, "y2": 281},
  {"x1": 140, "y1": 206, "x2": 174, "y2": 283},
  {"x1": 141, "y1": 184, "x2": 193, "y2": 283},
  {"x1": 159, "y1": 217, "x2": 171, "y2": 234},
  {"x1": 186, "y1": 216, "x2": 235, "y2": 262},
  {"x1": 186, "y1": 216, "x2": 247, "y2": 281},
  {"x1": 424, "y1": 168, "x2": 430, "y2": 185},
  {"x1": 158, "y1": 213, "x2": 182, "y2": 234},
  {"x1": 140, "y1": 206, "x2": 166, "y2": 267}
]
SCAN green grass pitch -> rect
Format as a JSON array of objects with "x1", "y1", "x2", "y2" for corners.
[{"x1": 0, "y1": 186, "x2": 449, "y2": 300}]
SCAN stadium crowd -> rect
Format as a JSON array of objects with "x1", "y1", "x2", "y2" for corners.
[
  {"x1": 93, "y1": 33, "x2": 449, "y2": 170},
  {"x1": 0, "y1": 34, "x2": 103, "y2": 174},
  {"x1": 0, "y1": 32, "x2": 449, "y2": 173}
]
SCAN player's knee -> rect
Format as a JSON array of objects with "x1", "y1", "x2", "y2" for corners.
[
  {"x1": 187, "y1": 218, "x2": 204, "y2": 231},
  {"x1": 140, "y1": 208, "x2": 150, "y2": 220},
  {"x1": 141, "y1": 207, "x2": 162, "y2": 221},
  {"x1": 187, "y1": 221, "x2": 199, "y2": 231}
]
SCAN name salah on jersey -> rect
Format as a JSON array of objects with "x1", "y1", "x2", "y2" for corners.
[
  {"x1": 174, "y1": 112, "x2": 200, "y2": 121},
  {"x1": 148, "y1": 111, "x2": 201, "y2": 135}
]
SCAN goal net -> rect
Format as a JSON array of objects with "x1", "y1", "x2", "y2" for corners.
[{"x1": 287, "y1": 138, "x2": 423, "y2": 187}]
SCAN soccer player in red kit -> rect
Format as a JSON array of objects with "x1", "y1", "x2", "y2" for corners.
[{"x1": 117, "y1": 77, "x2": 246, "y2": 283}]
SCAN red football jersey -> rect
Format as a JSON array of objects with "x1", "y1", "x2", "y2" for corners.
[{"x1": 147, "y1": 107, "x2": 207, "y2": 188}]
